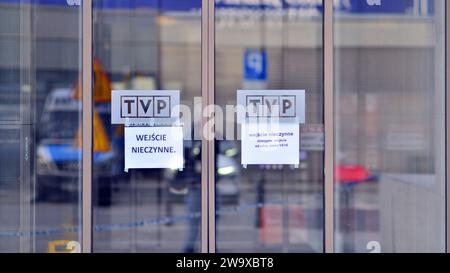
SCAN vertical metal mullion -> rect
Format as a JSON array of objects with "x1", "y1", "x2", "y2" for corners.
[
  {"x1": 201, "y1": 0, "x2": 209, "y2": 253},
  {"x1": 82, "y1": 0, "x2": 93, "y2": 254},
  {"x1": 201, "y1": 0, "x2": 216, "y2": 253},
  {"x1": 446, "y1": 0, "x2": 450, "y2": 254},
  {"x1": 207, "y1": 0, "x2": 216, "y2": 254},
  {"x1": 324, "y1": 0, "x2": 334, "y2": 254},
  {"x1": 201, "y1": 0, "x2": 216, "y2": 254}
]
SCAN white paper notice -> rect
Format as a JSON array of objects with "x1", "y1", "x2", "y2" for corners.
[
  {"x1": 124, "y1": 126, "x2": 184, "y2": 171},
  {"x1": 241, "y1": 122, "x2": 299, "y2": 165}
]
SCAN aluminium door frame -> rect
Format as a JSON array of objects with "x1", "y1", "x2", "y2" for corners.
[
  {"x1": 82, "y1": 0, "x2": 93, "y2": 254},
  {"x1": 201, "y1": 0, "x2": 216, "y2": 254},
  {"x1": 324, "y1": 0, "x2": 334, "y2": 254},
  {"x1": 446, "y1": 0, "x2": 450, "y2": 254},
  {"x1": 79, "y1": 0, "x2": 449, "y2": 254}
]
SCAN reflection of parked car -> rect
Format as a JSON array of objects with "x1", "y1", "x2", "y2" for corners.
[
  {"x1": 216, "y1": 141, "x2": 240, "y2": 204},
  {"x1": 36, "y1": 88, "x2": 123, "y2": 204},
  {"x1": 335, "y1": 165, "x2": 378, "y2": 187}
]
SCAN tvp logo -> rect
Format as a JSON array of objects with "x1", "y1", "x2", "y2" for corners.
[
  {"x1": 237, "y1": 90, "x2": 306, "y2": 124},
  {"x1": 111, "y1": 90, "x2": 180, "y2": 125},
  {"x1": 246, "y1": 96, "x2": 296, "y2": 118},
  {"x1": 121, "y1": 96, "x2": 171, "y2": 118}
]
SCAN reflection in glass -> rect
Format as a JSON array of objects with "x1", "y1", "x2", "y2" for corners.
[
  {"x1": 215, "y1": 0, "x2": 324, "y2": 253},
  {"x1": 92, "y1": 0, "x2": 202, "y2": 253},
  {"x1": 0, "y1": 1, "x2": 82, "y2": 252},
  {"x1": 334, "y1": 0, "x2": 446, "y2": 253}
]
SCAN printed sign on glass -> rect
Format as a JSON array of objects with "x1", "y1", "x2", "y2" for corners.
[
  {"x1": 237, "y1": 90, "x2": 305, "y2": 166},
  {"x1": 111, "y1": 90, "x2": 182, "y2": 171},
  {"x1": 124, "y1": 126, "x2": 184, "y2": 172}
]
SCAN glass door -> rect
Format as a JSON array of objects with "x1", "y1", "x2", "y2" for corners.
[
  {"x1": 334, "y1": 0, "x2": 446, "y2": 253},
  {"x1": 0, "y1": 0, "x2": 83, "y2": 253},
  {"x1": 92, "y1": 0, "x2": 203, "y2": 253},
  {"x1": 214, "y1": 0, "x2": 325, "y2": 253}
]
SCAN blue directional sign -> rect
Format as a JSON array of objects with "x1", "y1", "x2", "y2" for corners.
[
  {"x1": 336, "y1": 0, "x2": 434, "y2": 16},
  {"x1": 244, "y1": 49, "x2": 267, "y2": 82},
  {"x1": 0, "y1": 0, "x2": 436, "y2": 16}
]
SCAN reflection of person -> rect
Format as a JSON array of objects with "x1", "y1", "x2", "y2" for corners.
[
  {"x1": 171, "y1": 124, "x2": 230, "y2": 252},
  {"x1": 182, "y1": 157, "x2": 221, "y2": 253},
  {"x1": 183, "y1": 180, "x2": 201, "y2": 253},
  {"x1": 180, "y1": 140, "x2": 224, "y2": 253},
  {"x1": 170, "y1": 140, "x2": 202, "y2": 253}
]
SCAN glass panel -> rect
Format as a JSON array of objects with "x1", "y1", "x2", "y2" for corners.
[
  {"x1": 92, "y1": 0, "x2": 202, "y2": 253},
  {"x1": 215, "y1": 0, "x2": 324, "y2": 253},
  {"x1": 0, "y1": 0, "x2": 82, "y2": 253},
  {"x1": 334, "y1": 0, "x2": 446, "y2": 253}
]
